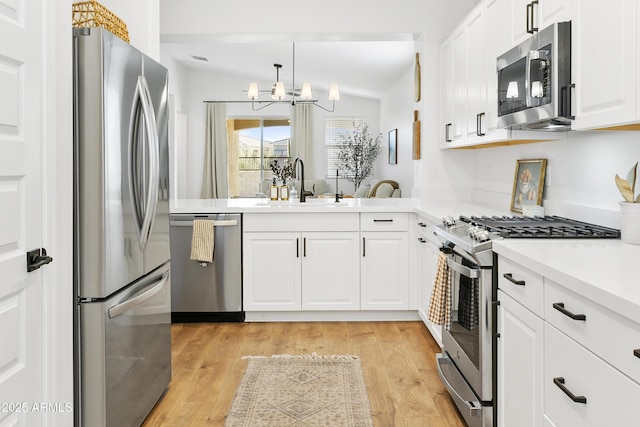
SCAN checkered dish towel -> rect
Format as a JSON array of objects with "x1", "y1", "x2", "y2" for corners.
[
  {"x1": 190, "y1": 219, "x2": 215, "y2": 263},
  {"x1": 428, "y1": 252, "x2": 452, "y2": 330}
]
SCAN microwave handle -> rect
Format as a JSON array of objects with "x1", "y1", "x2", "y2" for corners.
[
  {"x1": 525, "y1": 50, "x2": 533, "y2": 107},
  {"x1": 560, "y1": 84, "x2": 576, "y2": 120}
]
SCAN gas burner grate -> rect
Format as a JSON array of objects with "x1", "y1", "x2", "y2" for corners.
[{"x1": 459, "y1": 215, "x2": 620, "y2": 239}]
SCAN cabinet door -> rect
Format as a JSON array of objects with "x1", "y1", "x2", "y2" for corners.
[
  {"x1": 361, "y1": 232, "x2": 409, "y2": 310},
  {"x1": 512, "y1": 0, "x2": 571, "y2": 46},
  {"x1": 483, "y1": 0, "x2": 511, "y2": 140},
  {"x1": 301, "y1": 232, "x2": 360, "y2": 311},
  {"x1": 544, "y1": 323, "x2": 640, "y2": 426},
  {"x1": 440, "y1": 36, "x2": 454, "y2": 146},
  {"x1": 243, "y1": 232, "x2": 301, "y2": 311},
  {"x1": 498, "y1": 290, "x2": 544, "y2": 427},
  {"x1": 572, "y1": 0, "x2": 637, "y2": 130},
  {"x1": 417, "y1": 234, "x2": 443, "y2": 346},
  {"x1": 537, "y1": 0, "x2": 571, "y2": 31},
  {"x1": 464, "y1": 8, "x2": 487, "y2": 145}
]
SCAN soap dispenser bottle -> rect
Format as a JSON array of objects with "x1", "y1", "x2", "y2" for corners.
[{"x1": 270, "y1": 178, "x2": 279, "y2": 200}]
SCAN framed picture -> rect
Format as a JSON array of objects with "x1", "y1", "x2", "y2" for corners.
[
  {"x1": 510, "y1": 159, "x2": 547, "y2": 213},
  {"x1": 388, "y1": 129, "x2": 398, "y2": 164}
]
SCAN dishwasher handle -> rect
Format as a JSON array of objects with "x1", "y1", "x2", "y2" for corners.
[{"x1": 169, "y1": 219, "x2": 238, "y2": 227}]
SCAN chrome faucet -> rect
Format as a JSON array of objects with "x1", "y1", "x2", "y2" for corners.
[{"x1": 292, "y1": 158, "x2": 313, "y2": 202}]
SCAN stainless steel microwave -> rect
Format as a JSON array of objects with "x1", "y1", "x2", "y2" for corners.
[{"x1": 497, "y1": 21, "x2": 572, "y2": 131}]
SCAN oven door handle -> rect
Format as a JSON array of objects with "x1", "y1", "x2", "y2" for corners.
[{"x1": 446, "y1": 258, "x2": 479, "y2": 279}]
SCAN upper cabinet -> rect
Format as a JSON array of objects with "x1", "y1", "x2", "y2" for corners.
[
  {"x1": 511, "y1": 0, "x2": 572, "y2": 45},
  {"x1": 571, "y1": 0, "x2": 639, "y2": 130},
  {"x1": 439, "y1": 1, "x2": 510, "y2": 148}
]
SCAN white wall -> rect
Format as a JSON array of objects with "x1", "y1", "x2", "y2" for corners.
[
  {"x1": 178, "y1": 68, "x2": 380, "y2": 198},
  {"x1": 472, "y1": 131, "x2": 640, "y2": 228}
]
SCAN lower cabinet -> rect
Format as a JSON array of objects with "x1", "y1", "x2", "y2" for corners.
[
  {"x1": 497, "y1": 290, "x2": 543, "y2": 427},
  {"x1": 243, "y1": 232, "x2": 302, "y2": 311},
  {"x1": 416, "y1": 218, "x2": 443, "y2": 346},
  {"x1": 301, "y1": 232, "x2": 360, "y2": 310},
  {"x1": 544, "y1": 323, "x2": 640, "y2": 426},
  {"x1": 498, "y1": 253, "x2": 640, "y2": 426},
  {"x1": 360, "y1": 231, "x2": 409, "y2": 310},
  {"x1": 243, "y1": 231, "x2": 360, "y2": 311}
]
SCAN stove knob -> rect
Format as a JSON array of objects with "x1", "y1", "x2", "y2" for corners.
[
  {"x1": 476, "y1": 230, "x2": 491, "y2": 242},
  {"x1": 443, "y1": 216, "x2": 456, "y2": 227},
  {"x1": 468, "y1": 226, "x2": 478, "y2": 239}
]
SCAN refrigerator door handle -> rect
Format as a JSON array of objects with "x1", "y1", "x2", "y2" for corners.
[
  {"x1": 108, "y1": 270, "x2": 169, "y2": 319},
  {"x1": 129, "y1": 75, "x2": 160, "y2": 251},
  {"x1": 139, "y1": 75, "x2": 160, "y2": 250}
]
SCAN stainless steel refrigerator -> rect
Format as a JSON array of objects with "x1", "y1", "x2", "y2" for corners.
[{"x1": 73, "y1": 27, "x2": 171, "y2": 427}]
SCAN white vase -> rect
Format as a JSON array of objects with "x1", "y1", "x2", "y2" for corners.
[{"x1": 620, "y1": 202, "x2": 640, "y2": 244}]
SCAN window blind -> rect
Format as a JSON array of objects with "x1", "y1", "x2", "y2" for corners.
[{"x1": 324, "y1": 117, "x2": 363, "y2": 178}]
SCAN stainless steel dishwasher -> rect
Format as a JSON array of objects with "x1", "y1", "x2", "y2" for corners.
[{"x1": 169, "y1": 213, "x2": 244, "y2": 322}]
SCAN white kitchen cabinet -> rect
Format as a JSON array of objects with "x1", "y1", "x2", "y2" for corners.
[
  {"x1": 511, "y1": 0, "x2": 571, "y2": 45},
  {"x1": 360, "y1": 213, "x2": 409, "y2": 311},
  {"x1": 497, "y1": 250, "x2": 640, "y2": 425},
  {"x1": 497, "y1": 290, "x2": 544, "y2": 427},
  {"x1": 440, "y1": 26, "x2": 466, "y2": 147},
  {"x1": 301, "y1": 232, "x2": 360, "y2": 310},
  {"x1": 415, "y1": 217, "x2": 444, "y2": 346},
  {"x1": 571, "y1": 0, "x2": 639, "y2": 130},
  {"x1": 440, "y1": 0, "x2": 509, "y2": 148},
  {"x1": 243, "y1": 232, "x2": 302, "y2": 311},
  {"x1": 544, "y1": 323, "x2": 640, "y2": 426},
  {"x1": 243, "y1": 231, "x2": 360, "y2": 311}
]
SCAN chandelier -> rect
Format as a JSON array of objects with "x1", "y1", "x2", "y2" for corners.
[{"x1": 246, "y1": 43, "x2": 340, "y2": 112}]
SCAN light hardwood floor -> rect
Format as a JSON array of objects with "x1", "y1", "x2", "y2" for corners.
[{"x1": 142, "y1": 321, "x2": 465, "y2": 427}]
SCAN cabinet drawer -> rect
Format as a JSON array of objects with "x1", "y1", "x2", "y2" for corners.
[
  {"x1": 497, "y1": 256, "x2": 544, "y2": 317},
  {"x1": 360, "y1": 212, "x2": 408, "y2": 231},
  {"x1": 244, "y1": 212, "x2": 359, "y2": 232},
  {"x1": 545, "y1": 280, "x2": 640, "y2": 385},
  {"x1": 544, "y1": 323, "x2": 640, "y2": 426}
]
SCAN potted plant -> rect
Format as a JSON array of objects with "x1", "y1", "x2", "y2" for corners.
[{"x1": 336, "y1": 122, "x2": 382, "y2": 191}]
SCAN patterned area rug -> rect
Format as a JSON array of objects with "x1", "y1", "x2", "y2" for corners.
[{"x1": 225, "y1": 353, "x2": 374, "y2": 427}]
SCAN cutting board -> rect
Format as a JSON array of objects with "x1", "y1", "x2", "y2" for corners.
[{"x1": 412, "y1": 110, "x2": 421, "y2": 160}]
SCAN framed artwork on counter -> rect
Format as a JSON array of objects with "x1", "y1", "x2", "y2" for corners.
[{"x1": 510, "y1": 159, "x2": 547, "y2": 213}]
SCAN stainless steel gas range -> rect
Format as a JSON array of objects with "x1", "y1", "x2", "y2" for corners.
[{"x1": 432, "y1": 215, "x2": 620, "y2": 427}]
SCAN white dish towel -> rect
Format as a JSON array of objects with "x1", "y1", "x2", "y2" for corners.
[{"x1": 190, "y1": 219, "x2": 215, "y2": 263}]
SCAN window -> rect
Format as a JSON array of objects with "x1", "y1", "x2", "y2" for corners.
[
  {"x1": 227, "y1": 118, "x2": 290, "y2": 197},
  {"x1": 324, "y1": 117, "x2": 363, "y2": 178}
]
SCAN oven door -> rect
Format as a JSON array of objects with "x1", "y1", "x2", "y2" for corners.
[{"x1": 439, "y1": 248, "x2": 494, "y2": 402}]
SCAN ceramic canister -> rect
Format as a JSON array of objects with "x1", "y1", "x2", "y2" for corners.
[{"x1": 620, "y1": 201, "x2": 640, "y2": 244}]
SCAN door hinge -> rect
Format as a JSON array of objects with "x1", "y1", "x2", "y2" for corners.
[{"x1": 27, "y1": 248, "x2": 53, "y2": 272}]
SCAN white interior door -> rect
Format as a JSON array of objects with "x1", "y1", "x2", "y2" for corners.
[{"x1": 0, "y1": 0, "x2": 46, "y2": 424}]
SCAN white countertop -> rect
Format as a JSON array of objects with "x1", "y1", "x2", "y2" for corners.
[
  {"x1": 493, "y1": 239, "x2": 640, "y2": 324},
  {"x1": 170, "y1": 197, "x2": 510, "y2": 218},
  {"x1": 171, "y1": 197, "x2": 639, "y2": 323}
]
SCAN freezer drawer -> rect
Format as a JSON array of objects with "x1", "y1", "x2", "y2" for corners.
[
  {"x1": 78, "y1": 263, "x2": 171, "y2": 427},
  {"x1": 169, "y1": 214, "x2": 243, "y2": 321}
]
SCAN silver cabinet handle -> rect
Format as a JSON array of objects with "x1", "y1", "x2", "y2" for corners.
[
  {"x1": 373, "y1": 219, "x2": 393, "y2": 223},
  {"x1": 445, "y1": 123, "x2": 452, "y2": 142},
  {"x1": 108, "y1": 271, "x2": 169, "y2": 319}
]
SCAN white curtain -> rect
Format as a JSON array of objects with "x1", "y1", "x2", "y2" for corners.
[
  {"x1": 291, "y1": 103, "x2": 313, "y2": 177},
  {"x1": 201, "y1": 103, "x2": 228, "y2": 198}
]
